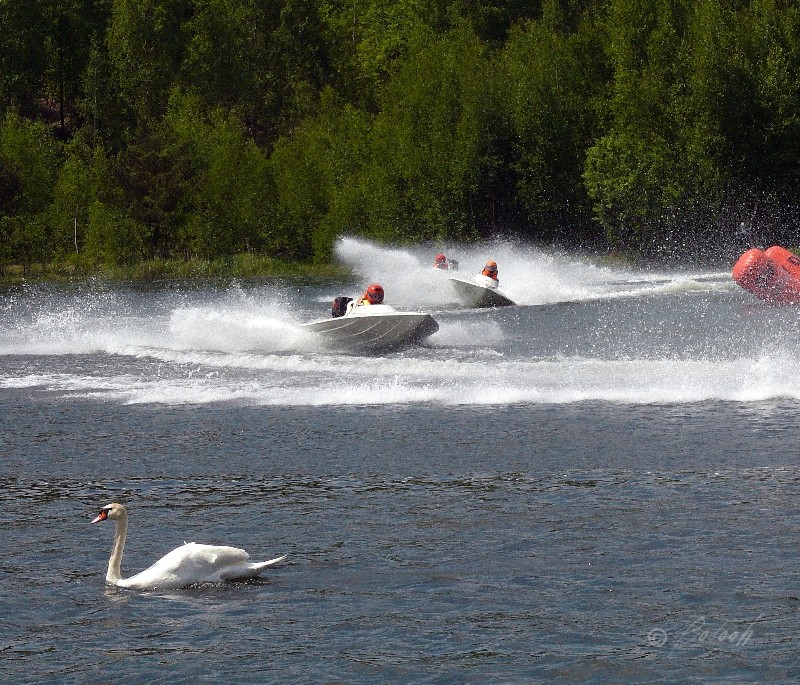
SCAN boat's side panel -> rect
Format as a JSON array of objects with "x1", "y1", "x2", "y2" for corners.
[
  {"x1": 302, "y1": 312, "x2": 439, "y2": 352},
  {"x1": 448, "y1": 277, "x2": 515, "y2": 308}
]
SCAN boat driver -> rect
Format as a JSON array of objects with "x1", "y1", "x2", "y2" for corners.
[
  {"x1": 481, "y1": 260, "x2": 499, "y2": 282},
  {"x1": 359, "y1": 283, "x2": 385, "y2": 306},
  {"x1": 434, "y1": 253, "x2": 459, "y2": 271}
]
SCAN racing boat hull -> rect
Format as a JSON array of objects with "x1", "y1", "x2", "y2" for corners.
[
  {"x1": 448, "y1": 275, "x2": 515, "y2": 308},
  {"x1": 302, "y1": 304, "x2": 439, "y2": 352}
]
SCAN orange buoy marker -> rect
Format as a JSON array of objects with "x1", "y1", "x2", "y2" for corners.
[{"x1": 732, "y1": 245, "x2": 800, "y2": 305}]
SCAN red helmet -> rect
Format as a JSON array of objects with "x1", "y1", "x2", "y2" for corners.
[
  {"x1": 365, "y1": 283, "x2": 384, "y2": 304},
  {"x1": 435, "y1": 253, "x2": 446, "y2": 263}
]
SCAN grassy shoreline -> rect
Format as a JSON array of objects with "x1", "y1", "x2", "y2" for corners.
[
  {"x1": 0, "y1": 254, "x2": 354, "y2": 285},
  {"x1": 3, "y1": 246, "x2": 738, "y2": 285}
]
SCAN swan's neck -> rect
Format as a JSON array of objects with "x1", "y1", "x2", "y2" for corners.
[{"x1": 107, "y1": 515, "x2": 128, "y2": 584}]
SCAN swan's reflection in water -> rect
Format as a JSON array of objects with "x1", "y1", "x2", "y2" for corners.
[{"x1": 97, "y1": 579, "x2": 288, "y2": 663}]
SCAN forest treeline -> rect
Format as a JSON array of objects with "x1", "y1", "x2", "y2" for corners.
[{"x1": 1, "y1": 0, "x2": 799, "y2": 274}]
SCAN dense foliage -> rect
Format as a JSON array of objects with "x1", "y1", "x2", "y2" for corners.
[{"x1": 1, "y1": 0, "x2": 799, "y2": 273}]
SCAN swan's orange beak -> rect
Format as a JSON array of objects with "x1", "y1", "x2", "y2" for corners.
[{"x1": 91, "y1": 510, "x2": 108, "y2": 524}]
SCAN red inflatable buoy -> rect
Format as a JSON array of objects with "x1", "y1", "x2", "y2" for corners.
[{"x1": 732, "y1": 245, "x2": 800, "y2": 304}]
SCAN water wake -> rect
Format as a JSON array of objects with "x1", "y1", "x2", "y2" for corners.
[{"x1": 3, "y1": 240, "x2": 792, "y2": 407}]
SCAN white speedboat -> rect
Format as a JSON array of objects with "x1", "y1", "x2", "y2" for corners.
[
  {"x1": 448, "y1": 275, "x2": 515, "y2": 308},
  {"x1": 302, "y1": 301, "x2": 439, "y2": 353}
]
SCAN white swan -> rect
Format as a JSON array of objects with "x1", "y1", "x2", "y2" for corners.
[{"x1": 91, "y1": 502, "x2": 286, "y2": 589}]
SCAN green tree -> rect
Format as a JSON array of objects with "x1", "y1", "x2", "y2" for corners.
[
  {"x1": 106, "y1": 0, "x2": 191, "y2": 122},
  {"x1": 47, "y1": 136, "x2": 93, "y2": 259},
  {"x1": 78, "y1": 43, "x2": 133, "y2": 150},
  {"x1": 0, "y1": 1, "x2": 49, "y2": 117},
  {"x1": 448, "y1": 0, "x2": 537, "y2": 43},
  {"x1": 733, "y1": 0, "x2": 800, "y2": 180},
  {"x1": 308, "y1": 89, "x2": 374, "y2": 259},
  {"x1": 166, "y1": 95, "x2": 273, "y2": 258},
  {"x1": 101, "y1": 120, "x2": 196, "y2": 260},
  {"x1": 180, "y1": 0, "x2": 277, "y2": 134},
  {"x1": 502, "y1": 1, "x2": 607, "y2": 244},
  {"x1": 268, "y1": 112, "x2": 332, "y2": 261},
  {"x1": 584, "y1": 0, "x2": 718, "y2": 252},
  {"x1": 355, "y1": 25, "x2": 496, "y2": 241},
  {"x1": 0, "y1": 111, "x2": 61, "y2": 269},
  {"x1": 269, "y1": 0, "x2": 332, "y2": 131},
  {"x1": 45, "y1": 0, "x2": 114, "y2": 137}
]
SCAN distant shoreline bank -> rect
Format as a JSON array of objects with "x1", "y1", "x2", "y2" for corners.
[
  {"x1": 1, "y1": 244, "x2": 765, "y2": 286},
  {"x1": 0, "y1": 255, "x2": 353, "y2": 285}
]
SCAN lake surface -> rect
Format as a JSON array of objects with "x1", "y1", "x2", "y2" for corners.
[{"x1": 3, "y1": 239, "x2": 800, "y2": 684}]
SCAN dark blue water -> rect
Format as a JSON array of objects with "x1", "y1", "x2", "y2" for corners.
[{"x1": 3, "y1": 242, "x2": 800, "y2": 683}]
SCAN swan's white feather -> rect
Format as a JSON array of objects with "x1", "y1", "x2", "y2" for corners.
[
  {"x1": 118, "y1": 542, "x2": 255, "y2": 589},
  {"x1": 92, "y1": 503, "x2": 286, "y2": 590}
]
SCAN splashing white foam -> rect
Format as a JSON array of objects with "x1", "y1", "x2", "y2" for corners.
[
  {"x1": 0, "y1": 240, "x2": 773, "y2": 408},
  {"x1": 333, "y1": 236, "x2": 732, "y2": 308}
]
